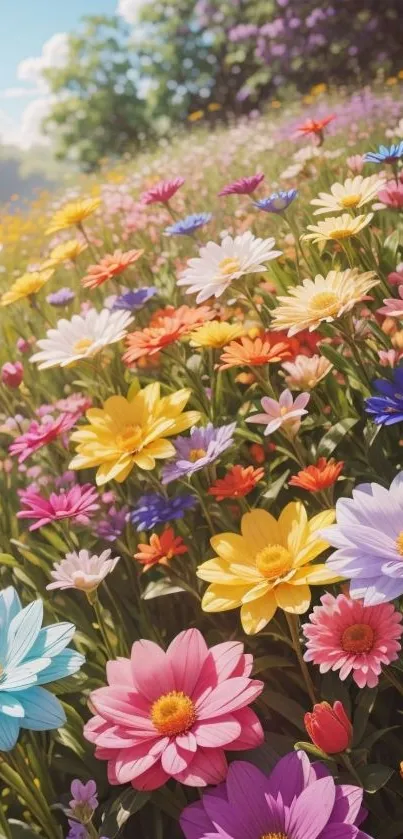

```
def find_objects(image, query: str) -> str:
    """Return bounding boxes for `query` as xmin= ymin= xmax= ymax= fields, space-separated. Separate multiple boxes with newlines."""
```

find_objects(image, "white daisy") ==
xmin=30 ymin=308 xmax=133 ymax=369
xmin=177 ymin=231 xmax=282 ymax=303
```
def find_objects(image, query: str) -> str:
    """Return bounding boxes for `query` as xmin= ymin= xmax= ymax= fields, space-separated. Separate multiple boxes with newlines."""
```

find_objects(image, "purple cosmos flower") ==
xmin=164 ymin=213 xmax=212 ymax=236
xmin=96 ymin=505 xmax=128 ymax=541
xmin=180 ymin=751 xmax=371 ymax=839
xmin=112 ymin=287 xmax=157 ymax=312
xmin=323 ymin=471 xmax=403 ymax=605
xmin=254 ymin=189 xmax=298 ymax=213
xmin=218 ymin=173 xmax=265 ymax=196
xmin=69 ymin=780 xmax=98 ymax=822
xmin=161 ymin=423 xmax=236 ymax=484
xmin=130 ymin=492 xmax=197 ymax=531
xmin=46 ymin=288 xmax=75 ymax=306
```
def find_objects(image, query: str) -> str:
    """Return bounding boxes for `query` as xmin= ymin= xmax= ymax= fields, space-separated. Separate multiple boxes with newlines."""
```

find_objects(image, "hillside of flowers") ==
xmin=2 ymin=84 xmax=403 ymax=839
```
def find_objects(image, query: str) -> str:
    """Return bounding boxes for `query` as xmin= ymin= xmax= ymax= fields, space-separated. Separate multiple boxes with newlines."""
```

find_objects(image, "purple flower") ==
xmin=46 ymin=288 xmax=75 ymax=306
xmin=96 ymin=505 xmax=128 ymax=541
xmin=323 ymin=471 xmax=403 ymax=605
xmin=130 ymin=493 xmax=197 ymax=531
xmin=112 ymin=287 xmax=157 ymax=312
xmin=67 ymin=822 xmax=88 ymax=839
xmin=161 ymin=423 xmax=236 ymax=484
xmin=69 ymin=780 xmax=98 ymax=822
xmin=254 ymin=189 xmax=298 ymax=214
xmin=164 ymin=213 xmax=212 ymax=237
xmin=180 ymin=752 xmax=371 ymax=839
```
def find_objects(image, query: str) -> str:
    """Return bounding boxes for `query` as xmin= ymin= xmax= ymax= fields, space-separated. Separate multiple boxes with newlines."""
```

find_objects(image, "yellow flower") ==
xmin=198 ymin=504 xmax=338 ymax=634
xmin=310 ymin=83 xmax=327 ymax=96
xmin=310 ymin=175 xmax=385 ymax=215
xmin=386 ymin=77 xmax=398 ymax=86
xmin=187 ymin=110 xmax=204 ymax=122
xmin=69 ymin=383 xmax=200 ymax=486
xmin=302 ymin=213 xmax=373 ymax=244
xmin=0 ymin=269 xmax=54 ymax=307
xmin=189 ymin=322 xmax=246 ymax=349
xmin=272 ymin=269 xmax=379 ymax=335
xmin=398 ymin=70 xmax=403 ymax=80
xmin=46 ymin=198 xmax=101 ymax=235
xmin=46 ymin=239 xmax=87 ymax=266
xmin=207 ymin=103 xmax=222 ymax=112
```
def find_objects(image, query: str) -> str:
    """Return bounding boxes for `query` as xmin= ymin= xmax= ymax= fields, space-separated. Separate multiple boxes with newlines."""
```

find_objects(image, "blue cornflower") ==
xmin=112 ymin=287 xmax=157 ymax=312
xmin=365 ymin=366 xmax=403 ymax=426
xmin=164 ymin=213 xmax=212 ymax=236
xmin=0 ymin=586 xmax=84 ymax=751
xmin=46 ymin=288 xmax=75 ymax=306
xmin=254 ymin=189 xmax=298 ymax=213
xmin=364 ymin=141 xmax=403 ymax=164
xmin=130 ymin=492 xmax=197 ymax=531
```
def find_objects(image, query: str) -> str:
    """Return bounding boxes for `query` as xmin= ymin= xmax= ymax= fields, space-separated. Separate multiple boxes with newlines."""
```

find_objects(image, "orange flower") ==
xmin=149 ymin=304 xmax=214 ymax=329
xmin=82 ymin=249 xmax=144 ymax=289
xmin=124 ymin=305 xmax=215 ymax=364
xmin=296 ymin=115 xmax=335 ymax=140
xmin=289 ymin=457 xmax=344 ymax=492
xmin=134 ymin=527 xmax=187 ymax=572
xmin=218 ymin=333 xmax=291 ymax=370
xmin=208 ymin=465 xmax=264 ymax=501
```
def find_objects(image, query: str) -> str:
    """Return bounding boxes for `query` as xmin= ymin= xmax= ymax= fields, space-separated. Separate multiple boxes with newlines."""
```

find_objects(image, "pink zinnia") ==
xmin=302 ymin=592 xmax=403 ymax=688
xmin=9 ymin=413 xmax=78 ymax=464
xmin=141 ymin=177 xmax=185 ymax=205
xmin=84 ymin=628 xmax=263 ymax=790
xmin=17 ymin=484 xmax=100 ymax=531
xmin=218 ymin=173 xmax=265 ymax=196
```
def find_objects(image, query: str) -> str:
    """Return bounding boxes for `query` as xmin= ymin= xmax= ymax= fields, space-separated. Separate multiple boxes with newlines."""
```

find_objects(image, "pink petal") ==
xmin=176 ymin=732 xmax=197 ymax=752
xmin=114 ymin=738 xmax=166 ymax=784
xmin=193 ymin=715 xmax=241 ymax=747
xmin=90 ymin=687 xmax=154 ymax=730
xmin=167 ymin=628 xmax=208 ymax=696
xmin=107 ymin=658 xmax=133 ymax=686
xmin=196 ymin=677 xmax=263 ymax=719
xmin=209 ymin=641 xmax=246 ymax=681
xmin=224 ymin=708 xmax=264 ymax=751
xmin=131 ymin=639 xmax=175 ymax=701
xmin=161 ymin=740 xmax=193 ymax=775
xmin=173 ymin=747 xmax=228 ymax=786
xmin=131 ymin=761 xmax=170 ymax=791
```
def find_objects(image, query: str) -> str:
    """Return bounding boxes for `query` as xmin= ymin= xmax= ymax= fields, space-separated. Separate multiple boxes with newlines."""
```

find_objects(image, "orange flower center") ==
xmin=309 ymin=291 xmax=339 ymax=313
xmin=261 ymin=834 xmax=288 ymax=839
xmin=396 ymin=531 xmax=403 ymax=555
xmin=341 ymin=623 xmax=374 ymax=654
xmin=115 ymin=423 xmax=143 ymax=453
xmin=72 ymin=337 xmax=94 ymax=355
xmin=151 ymin=690 xmax=196 ymax=736
xmin=255 ymin=545 xmax=293 ymax=580
xmin=340 ymin=194 xmax=361 ymax=208
xmin=218 ymin=256 xmax=242 ymax=276
xmin=189 ymin=447 xmax=207 ymax=462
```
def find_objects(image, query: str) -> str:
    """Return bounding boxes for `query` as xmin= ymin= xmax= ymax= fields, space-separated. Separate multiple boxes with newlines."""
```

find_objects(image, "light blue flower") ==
xmin=364 ymin=141 xmax=403 ymax=164
xmin=254 ymin=189 xmax=298 ymax=213
xmin=0 ymin=586 xmax=84 ymax=750
xmin=164 ymin=213 xmax=212 ymax=236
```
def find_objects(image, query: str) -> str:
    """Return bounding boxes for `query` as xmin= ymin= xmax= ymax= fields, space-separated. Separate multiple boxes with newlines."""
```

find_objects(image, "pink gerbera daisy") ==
xmin=302 ymin=592 xmax=403 ymax=688
xmin=17 ymin=484 xmax=100 ymax=531
xmin=141 ymin=177 xmax=185 ymax=205
xmin=9 ymin=413 xmax=78 ymax=464
xmin=84 ymin=628 xmax=263 ymax=790
xmin=218 ymin=173 xmax=265 ymax=196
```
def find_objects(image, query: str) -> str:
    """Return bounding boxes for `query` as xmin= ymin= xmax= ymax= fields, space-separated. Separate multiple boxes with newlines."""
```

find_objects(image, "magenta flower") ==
xmin=17 ymin=484 xmax=100 ymax=531
xmin=9 ymin=413 xmax=78 ymax=464
xmin=141 ymin=177 xmax=185 ymax=205
xmin=377 ymin=182 xmax=403 ymax=209
xmin=378 ymin=285 xmax=403 ymax=317
xmin=218 ymin=173 xmax=265 ymax=196
xmin=246 ymin=389 xmax=310 ymax=436
xmin=84 ymin=628 xmax=263 ymax=790
xmin=1 ymin=361 xmax=23 ymax=389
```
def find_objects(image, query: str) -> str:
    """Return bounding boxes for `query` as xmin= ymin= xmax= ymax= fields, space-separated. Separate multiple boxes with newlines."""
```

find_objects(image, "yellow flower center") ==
xmin=115 ymin=423 xmax=144 ymax=453
xmin=341 ymin=623 xmax=374 ymax=654
xmin=189 ymin=447 xmax=207 ymax=462
xmin=255 ymin=545 xmax=293 ymax=580
xmin=329 ymin=227 xmax=354 ymax=240
xmin=151 ymin=691 xmax=196 ymax=736
xmin=340 ymin=194 xmax=361 ymax=208
xmin=309 ymin=291 xmax=340 ymax=313
xmin=218 ymin=256 xmax=242 ymax=276
xmin=280 ymin=406 xmax=289 ymax=416
xmin=396 ymin=531 xmax=403 ymax=555
xmin=261 ymin=834 xmax=288 ymax=839
xmin=72 ymin=337 xmax=94 ymax=355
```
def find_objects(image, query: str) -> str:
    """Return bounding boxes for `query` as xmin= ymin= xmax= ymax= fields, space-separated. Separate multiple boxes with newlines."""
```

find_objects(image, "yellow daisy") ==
xmin=0 ymin=269 xmax=54 ymax=307
xmin=302 ymin=213 xmax=373 ymax=244
xmin=189 ymin=322 xmax=246 ymax=349
xmin=272 ymin=269 xmax=379 ymax=335
xmin=69 ymin=382 xmax=200 ymax=486
xmin=310 ymin=175 xmax=385 ymax=215
xmin=46 ymin=239 xmax=88 ymax=266
xmin=46 ymin=198 xmax=101 ymax=235
xmin=197 ymin=504 xmax=338 ymax=634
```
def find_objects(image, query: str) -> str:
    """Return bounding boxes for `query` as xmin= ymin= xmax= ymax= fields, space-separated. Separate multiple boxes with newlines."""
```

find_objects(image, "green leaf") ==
xmin=8 ymin=821 xmax=40 ymax=839
xmin=358 ymin=763 xmax=394 ymax=793
xmin=0 ymin=553 xmax=17 ymax=567
xmin=294 ymin=741 xmax=331 ymax=761
xmin=101 ymin=788 xmax=150 ymax=837
xmin=317 ymin=418 xmax=359 ymax=458
xmin=262 ymin=469 xmax=290 ymax=502
xmin=142 ymin=579 xmax=185 ymax=599
xmin=352 ymin=688 xmax=378 ymax=746
xmin=259 ymin=690 xmax=306 ymax=731
xmin=252 ymin=655 xmax=294 ymax=674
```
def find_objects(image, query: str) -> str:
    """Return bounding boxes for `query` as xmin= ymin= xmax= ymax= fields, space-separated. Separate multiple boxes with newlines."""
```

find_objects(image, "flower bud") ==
xmin=1 ymin=361 xmax=23 ymax=389
xmin=16 ymin=337 xmax=32 ymax=354
xmin=304 ymin=700 xmax=352 ymax=754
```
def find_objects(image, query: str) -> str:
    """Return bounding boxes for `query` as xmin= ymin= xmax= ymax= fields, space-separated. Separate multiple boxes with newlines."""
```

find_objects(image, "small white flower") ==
xmin=47 ymin=549 xmax=120 ymax=592
xmin=30 ymin=309 xmax=133 ymax=369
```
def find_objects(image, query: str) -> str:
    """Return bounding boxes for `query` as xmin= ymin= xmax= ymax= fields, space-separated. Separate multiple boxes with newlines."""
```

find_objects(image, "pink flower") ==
xmin=9 ymin=413 xmax=78 ymax=464
xmin=55 ymin=393 xmax=92 ymax=416
xmin=17 ymin=484 xmax=100 ymax=531
xmin=84 ymin=629 xmax=264 ymax=790
xmin=246 ymin=389 xmax=310 ymax=436
xmin=378 ymin=348 xmax=403 ymax=367
xmin=387 ymin=264 xmax=403 ymax=285
xmin=218 ymin=173 xmax=265 ymax=196
xmin=16 ymin=337 xmax=33 ymax=354
xmin=346 ymin=154 xmax=364 ymax=174
xmin=141 ymin=177 xmax=185 ymax=205
xmin=47 ymin=548 xmax=119 ymax=592
xmin=378 ymin=285 xmax=403 ymax=317
xmin=302 ymin=592 xmax=403 ymax=688
xmin=1 ymin=361 xmax=23 ymax=389
xmin=377 ymin=182 xmax=403 ymax=209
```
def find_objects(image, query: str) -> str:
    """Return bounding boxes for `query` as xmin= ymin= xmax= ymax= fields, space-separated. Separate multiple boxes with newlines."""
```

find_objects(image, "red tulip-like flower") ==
xmin=304 ymin=700 xmax=352 ymax=754
xmin=1 ymin=361 xmax=23 ymax=389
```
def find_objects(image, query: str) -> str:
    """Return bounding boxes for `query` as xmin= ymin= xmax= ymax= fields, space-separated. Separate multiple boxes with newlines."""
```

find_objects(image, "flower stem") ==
xmin=286 ymin=612 xmax=317 ymax=705
xmin=90 ymin=593 xmax=116 ymax=660
xmin=340 ymin=752 xmax=363 ymax=787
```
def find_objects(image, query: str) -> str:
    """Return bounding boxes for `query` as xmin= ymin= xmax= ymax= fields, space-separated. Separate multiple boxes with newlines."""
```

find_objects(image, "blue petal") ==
xmin=19 ymin=687 xmax=66 ymax=731
xmin=6 ymin=599 xmax=43 ymax=669
xmin=0 ymin=587 xmax=21 ymax=661
xmin=35 ymin=649 xmax=85 ymax=685
xmin=28 ymin=622 xmax=75 ymax=660
xmin=0 ymin=692 xmax=24 ymax=717
xmin=1 ymin=657 xmax=51 ymax=690
xmin=0 ymin=713 xmax=20 ymax=750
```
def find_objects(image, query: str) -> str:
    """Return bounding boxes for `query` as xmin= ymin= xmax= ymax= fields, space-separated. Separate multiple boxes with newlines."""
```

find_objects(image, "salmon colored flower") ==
xmin=134 ymin=527 xmax=187 ymax=572
xmin=82 ymin=249 xmax=144 ymax=289
xmin=149 ymin=305 xmax=214 ymax=329
xmin=124 ymin=306 xmax=214 ymax=363
xmin=289 ymin=458 xmax=344 ymax=492
xmin=208 ymin=465 xmax=264 ymax=501
xmin=297 ymin=115 xmax=335 ymax=142
xmin=304 ymin=701 xmax=352 ymax=755
xmin=218 ymin=334 xmax=291 ymax=370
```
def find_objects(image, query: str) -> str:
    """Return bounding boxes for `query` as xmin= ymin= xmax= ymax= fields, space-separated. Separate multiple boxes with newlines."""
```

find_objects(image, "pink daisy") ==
xmin=141 ymin=177 xmax=185 ymax=205
xmin=17 ymin=484 xmax=100 ymax=531
xmin=9 ymin=413 xmax=78 ymax=464
xmin=218 ymin=173 xmax=265 ymax=196
xmin=302 ymin=592 xmax=403 ymax=688
xmin=84 ymin=628 xmax=263 ymax=790
xmin=378 ymin=285 xmax=403 ymax=317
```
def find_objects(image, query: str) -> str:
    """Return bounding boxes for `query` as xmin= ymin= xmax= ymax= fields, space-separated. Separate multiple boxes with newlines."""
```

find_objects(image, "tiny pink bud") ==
xmin=1 ymin=362 xmax=23 ymax=389
xmin=16 ymin=337 xmax=32 ymax=354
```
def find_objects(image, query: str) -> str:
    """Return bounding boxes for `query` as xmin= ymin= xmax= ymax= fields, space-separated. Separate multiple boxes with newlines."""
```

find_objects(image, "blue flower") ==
xmin=364 ymin=141 xmax=403 ymax=164
xmin=254 ymin=189 xmax=298 ymax=213
xmin=112 ymin=287 xmax=157 ymax=312
xmin=161 ymin=422 xmax=236 ymax=484
xmin=0 ymin=586 xmax=84 ymax=751
xmin=365 ymin=366 xmax=403 ymax=426
xmin=130 ymin=493 xmax=197 ymax=531
xmin=46 ymin=288 xmax=75 ymax=306
xmin=164 ymin=213 xmax=212 ymax=236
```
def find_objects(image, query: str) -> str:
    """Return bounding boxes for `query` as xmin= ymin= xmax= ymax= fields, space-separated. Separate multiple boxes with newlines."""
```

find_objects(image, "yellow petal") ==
xmin=159 ymin=388 xmax=192 ymax=417
xmin=197 ymin=557 xmax=247 ymax=585
xmin=294 ymin=538 xmax=332 ymax=567
xmin=201 ymin=583 xmax=250 ymax=612
xmin=241 ymin=580 xmax=270 ymax=602
xmin=274 ymin=582 xmax=311 ymax=614
xmin=168 ymin=410 xmax=201 ymax=434
xmin=308 ymin=509 xmax=336 ymax=534
xmin=293 ymin=565 xmax=345 ymax=586
xmin=210 ymin=532 xmax=250 ymax=561
xmin=132 ymin=452 xmax=155 ymax=469
xmin=241 ymin=509 xmax=281 ymax=553
xmin=144 ymin=439 xmax=175 ymax=459
xmin=95 ymin=456 xmax=132 ymax=486
xmin=240 ymin=591 xmax=277 ymax=634
xmin=278 ymin=502 xmax=308 ymax=556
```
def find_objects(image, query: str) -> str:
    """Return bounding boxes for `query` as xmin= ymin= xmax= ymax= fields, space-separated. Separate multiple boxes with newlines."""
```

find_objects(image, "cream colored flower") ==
xmin=189 ymin=321 xmax=246 ymax=349
xmin=302 ymin=213 xmax=373 ymax=244
xmin=272 ymin=269 xmax=379 ymax=335
xmin=310 ymin=176 xmax=385 ymax=215
xmin=282 ymin=354 xmax=333 ymax=390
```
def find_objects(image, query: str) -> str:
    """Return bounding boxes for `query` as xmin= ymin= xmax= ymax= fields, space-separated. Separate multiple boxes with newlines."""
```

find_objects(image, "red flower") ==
xmin=141 ymin=177 xmax=185 ymax=205
xmin=1 ymin=361 xmax=23 ymax=388
xmin=296 ymin=115 xmax=335 ymax=141
xmin=304 ymin=701 xmax=352 ymax=755
xmin=134 ymin=527 xmax=187 ymax=572
xmin=82 ymin=249 xmax=144 ymax=289
xmin=208 ymin=465 xmax=265 ymax=501
xmin=289 ymin=457 xmax=344 ymax=492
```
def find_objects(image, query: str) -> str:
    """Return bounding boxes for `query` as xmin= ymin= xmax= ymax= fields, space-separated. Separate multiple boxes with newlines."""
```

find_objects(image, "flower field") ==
xmin=2 ymin=84 xmax=403 ymax=839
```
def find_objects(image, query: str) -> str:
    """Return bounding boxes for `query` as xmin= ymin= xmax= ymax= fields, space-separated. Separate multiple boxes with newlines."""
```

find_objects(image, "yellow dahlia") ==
xmin=46 ymin=198 xmax=101 ymax=235
xmin=302 ymin=213 xmax=373 ymax=244
xmin=46 ymin=239 xmax=88 ymax=265
xmin=0 ymin=269 xmax=54 ymax=307
xmin=69 ymin=383 xmax=200 ymax=485
xmin=189 ymin=321 xmax=246 ymax=349
xmin=310 ymin=175 xmax=385 ymax=215
xmin=272 ymin=269 xmax=379 ymax=335
xmin=197 ymin=504 xmax=338 ymax=634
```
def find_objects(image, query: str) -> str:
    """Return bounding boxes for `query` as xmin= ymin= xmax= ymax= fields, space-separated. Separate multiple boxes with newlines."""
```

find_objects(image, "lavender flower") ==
xmin=96 ymin=505 xmax=129 ymax=541
xmin=47 ymin=288 xmax=75 ymax=306
xmin=69 ymin=780 xmax=98 ymax=822
xmin=254 ymin=189 xmax=298 ymax=213
xmin=130 ymin=493 xmax=197 ymax=531
xmin=164 ymin=213 xmax=212 ymax=236
xmin=161 ymin=423 xmax=236 ymax=484
xmin=112 ymin=287 xmax=157 ymax=312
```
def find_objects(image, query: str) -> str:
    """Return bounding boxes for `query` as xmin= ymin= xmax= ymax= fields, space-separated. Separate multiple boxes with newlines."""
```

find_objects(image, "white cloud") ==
xmin=0 ymin=87 xmax=43 ymax=100
xmin=18 ymin=97 xmax=54 ymax=149
xmin=17 ymin=33 xmax=70 ymax=90
xmin=117 ymin=0 xmax=148 ymax=24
